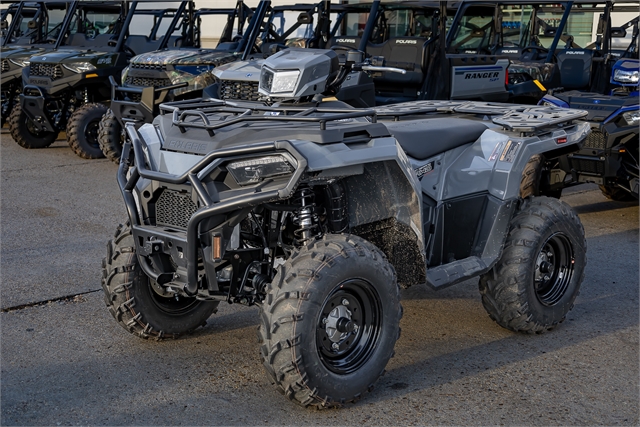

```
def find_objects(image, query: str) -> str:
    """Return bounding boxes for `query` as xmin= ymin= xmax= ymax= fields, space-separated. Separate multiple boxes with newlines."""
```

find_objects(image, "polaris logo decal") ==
xmin=415 ymin=161 xmax=435 ymax=179
xmin=465 ymin=71 xmax=500 ymax=80
xmin=335 ymin=38 xmax=356 ymax=44
xmin=166 ymin=139 xmax=209 ymax=153
xmin=396 ymin=39 xmax=418 ymax=44
xmin=502 ymin=50 xmax=519 ymax=54
xmin=565 ymin=51 xmax=585 ymax=55
xmin=29 ymin=78 xmax=49 ymax=85
xmin=97 ymin=57 xmax=111 ymax=65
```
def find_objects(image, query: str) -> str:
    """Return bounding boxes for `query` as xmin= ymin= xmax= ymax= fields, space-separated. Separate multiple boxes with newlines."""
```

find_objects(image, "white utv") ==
xmin=102 ymin=48 xmax=590 ymax=408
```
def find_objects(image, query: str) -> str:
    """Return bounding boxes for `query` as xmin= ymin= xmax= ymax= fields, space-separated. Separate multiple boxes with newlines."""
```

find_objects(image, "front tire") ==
xmin=8 ymin=103 xmax=58 ymax=149
xmin=102 ymin=222 xmax=218 ymax=340
xmin=66 ymin=103 xmax=108 ymax=159
xmin=599 ymin=184 xmax=636 ymax=202
xmin=98 ymin=108 xmax=124 ymax=163
xmin=259 ymin=234 xmax=402 ymax=408
xmin=479 ymin=197 xmax=586 ymax=333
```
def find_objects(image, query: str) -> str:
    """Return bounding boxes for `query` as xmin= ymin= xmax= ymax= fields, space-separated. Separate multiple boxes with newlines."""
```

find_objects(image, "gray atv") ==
xmin=103 ymin=48 xmax=590 ymax=408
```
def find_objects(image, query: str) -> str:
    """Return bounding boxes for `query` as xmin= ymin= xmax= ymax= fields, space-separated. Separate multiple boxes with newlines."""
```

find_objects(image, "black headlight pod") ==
xmin=227 ymin=154 xmax=295 ymax=186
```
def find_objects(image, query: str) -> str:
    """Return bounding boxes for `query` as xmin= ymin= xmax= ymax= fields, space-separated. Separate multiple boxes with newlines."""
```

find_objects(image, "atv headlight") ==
xmin=613 ymin=68 xmax=639 ymax=84
xmin=259 ymin=68 xmax=300 ymax=96
xmin=227 ymin=154 xmax=295 ymax=186
xmin=9 ymin=58 xmax=29 ymax=67
xmin=62 ymin=62 xmax=97 ymax=73
xmin=622 ymin=110 xmax=640 ymax=126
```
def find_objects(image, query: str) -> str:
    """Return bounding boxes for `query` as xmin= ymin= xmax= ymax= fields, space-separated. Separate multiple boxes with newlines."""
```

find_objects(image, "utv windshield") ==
xmin=448 ymin=5 xmax=495 ymax=53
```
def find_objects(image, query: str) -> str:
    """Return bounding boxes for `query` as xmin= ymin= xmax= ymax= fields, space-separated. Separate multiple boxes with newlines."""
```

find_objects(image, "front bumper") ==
xmin=119 ymin=122 xmax=307 ymax=295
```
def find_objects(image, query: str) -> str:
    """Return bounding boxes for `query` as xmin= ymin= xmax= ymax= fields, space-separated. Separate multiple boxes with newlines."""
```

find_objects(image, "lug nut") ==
xmin=332 ymin=343 xmax=339 ymax=350
xmin=341 ymin=298 xmax=349 ymax=306
xmin=322 ymin=318 xmax=328 ymax=324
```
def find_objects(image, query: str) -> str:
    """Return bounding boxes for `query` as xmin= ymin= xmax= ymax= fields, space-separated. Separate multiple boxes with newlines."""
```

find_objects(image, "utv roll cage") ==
xmin=1 ymin=1 xmax=70 ymax=47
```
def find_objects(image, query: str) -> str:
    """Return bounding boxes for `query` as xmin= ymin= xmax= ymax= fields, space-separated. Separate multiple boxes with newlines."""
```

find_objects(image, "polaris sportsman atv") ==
xmin=1 ymin=1 xmax=70 ymax=127
xmin=100 ymin=0 xmax=264 ymax=163
xmin=540 ymin=5 xmax=639 ymax=200
xmin=103 ymin=47 xmax=589 ymax=408
xmin=9 ymin=1 xmax=188 ymax=159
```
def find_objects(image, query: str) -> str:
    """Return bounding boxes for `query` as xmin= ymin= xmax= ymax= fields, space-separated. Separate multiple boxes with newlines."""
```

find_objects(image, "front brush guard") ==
xmin=118 ymin=122 xmax=308 ymax=295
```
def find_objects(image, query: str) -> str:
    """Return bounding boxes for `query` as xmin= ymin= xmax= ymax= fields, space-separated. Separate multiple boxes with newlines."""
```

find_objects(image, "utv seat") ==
xmin=495 ymin=47 xmax=522 ymax=59
xmin=367 ymin=37 xmax=430 ymax=104
xmin=556 ymin=49 xmax=594 ymax=90
xmin=125 ymin=35 xmax=162 ymax=56
xmin=385 ymin=118 xmax=488 ymax=160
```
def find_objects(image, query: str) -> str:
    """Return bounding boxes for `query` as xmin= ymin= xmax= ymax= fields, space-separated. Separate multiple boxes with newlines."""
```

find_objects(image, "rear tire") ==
xmin=479 ymin=197 xmax=586 ymax=333
xmin=66 ymin=103 xmax=108 ymax=159
xmin=8 ymin=103 xmax=57 ymax=149
xmin=98 ymin=108 xmax=124 ymax=163
xmin=102 ymin=222 xmax=218 ymax=340
xmin=258 ymin=234 xmax=402 ymax=408
xmin=599 ymin=184 xmax=636 ymax=202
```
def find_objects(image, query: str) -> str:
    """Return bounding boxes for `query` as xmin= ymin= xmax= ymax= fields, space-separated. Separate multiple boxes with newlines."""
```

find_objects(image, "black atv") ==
xmin=103 ymin=47 xmax=590 ymax=408
xmin=9 ymin=1 xmax=190 ymax=159
xmin=99 ymin=0 xmax=262 ymax=163
xmin=1 ymin=1 xmax=70 ymax=127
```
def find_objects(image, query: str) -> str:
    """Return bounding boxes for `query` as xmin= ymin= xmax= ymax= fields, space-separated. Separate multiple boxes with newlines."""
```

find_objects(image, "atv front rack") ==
xmin=158 ymin=98 xmax=379 ymax=135
xmin=374 ymin=100 xmax=589 ymax=134
xmin=157 ymin=98 xmax=588 ymax=136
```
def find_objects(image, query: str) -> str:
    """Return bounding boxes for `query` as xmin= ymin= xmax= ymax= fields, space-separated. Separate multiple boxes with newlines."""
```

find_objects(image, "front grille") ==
xmin=571 ymin=158 xmax=605 ymax=176
xmin=155 ymin=190 xmax=198 ymax=229
xmin=220 ymin=80 xmax=264 ymax=101
xmin=1 ymin=60 xmax=8 ymax=73
xmin=584 ymin=130 xmax=606 ymax=150
xmin=130 ymin=63 xmax=167 ymax=71
xmin=124 ymin=76 xmax=172 ymax=88
xmin=30 ymin=63 xmax=63 ymax=80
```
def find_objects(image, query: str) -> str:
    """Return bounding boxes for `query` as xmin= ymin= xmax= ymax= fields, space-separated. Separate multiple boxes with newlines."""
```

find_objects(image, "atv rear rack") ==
xmin=373 ymin=100 xmax=588 ymax=134
xmin=158 ymin=98 xmax=379 ymax=135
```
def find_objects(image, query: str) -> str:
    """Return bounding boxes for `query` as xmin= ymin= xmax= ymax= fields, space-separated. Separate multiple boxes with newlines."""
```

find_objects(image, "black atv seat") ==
xmin=556 ymin=49 xmax=594 ymax=90
xmin=385 ymin=118 xmax=488 ymax=160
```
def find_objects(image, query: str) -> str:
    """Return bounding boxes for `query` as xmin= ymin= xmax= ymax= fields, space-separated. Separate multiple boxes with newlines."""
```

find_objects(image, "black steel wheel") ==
xmin=67 ymin=102 xmax=108 ymax=159
xmin=259 ymin=234 xmax=401 ymax=408
xmin=8 ymin=103 xmax=58 ymax=149
xmin=479 ymin=197 xmax=586 ymax=333
xmin=102 ymin=221 xmax=218 ymax=340
xmin=316 ymin=278 xmax=382 ymax=375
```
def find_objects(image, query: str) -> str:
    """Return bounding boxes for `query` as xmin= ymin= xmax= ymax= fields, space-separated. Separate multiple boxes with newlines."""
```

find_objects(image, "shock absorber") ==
xmin=294 ymin=187 xmax=318 ymax=245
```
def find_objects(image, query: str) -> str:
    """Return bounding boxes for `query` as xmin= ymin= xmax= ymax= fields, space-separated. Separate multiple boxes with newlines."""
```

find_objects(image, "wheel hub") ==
xmin=324 ymin=304 xmax=357 ymax=343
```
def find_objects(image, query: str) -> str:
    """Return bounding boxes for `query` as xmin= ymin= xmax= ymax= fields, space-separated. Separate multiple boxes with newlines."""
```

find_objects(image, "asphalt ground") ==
xmin=1 ymin=130 xmax=638 ymax=426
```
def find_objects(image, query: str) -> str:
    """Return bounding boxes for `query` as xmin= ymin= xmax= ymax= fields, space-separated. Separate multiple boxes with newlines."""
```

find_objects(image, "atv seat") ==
xmin=556 ymin=49 xmax=594 ymax=90
xmin=367 ymin=37 xmax=431 ymax=104
xmin=385 ymin=118 xmax=488 ymax=160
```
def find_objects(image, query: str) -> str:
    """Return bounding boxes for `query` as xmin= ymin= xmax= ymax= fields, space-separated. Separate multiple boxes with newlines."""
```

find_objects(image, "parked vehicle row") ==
xmin=0 ymin=0 xmax=636 ymax=410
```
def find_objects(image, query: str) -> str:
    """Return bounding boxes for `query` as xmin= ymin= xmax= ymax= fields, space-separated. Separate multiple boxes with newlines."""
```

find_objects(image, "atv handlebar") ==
xmin=360 ymin=65 xmax=406 ymax=74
